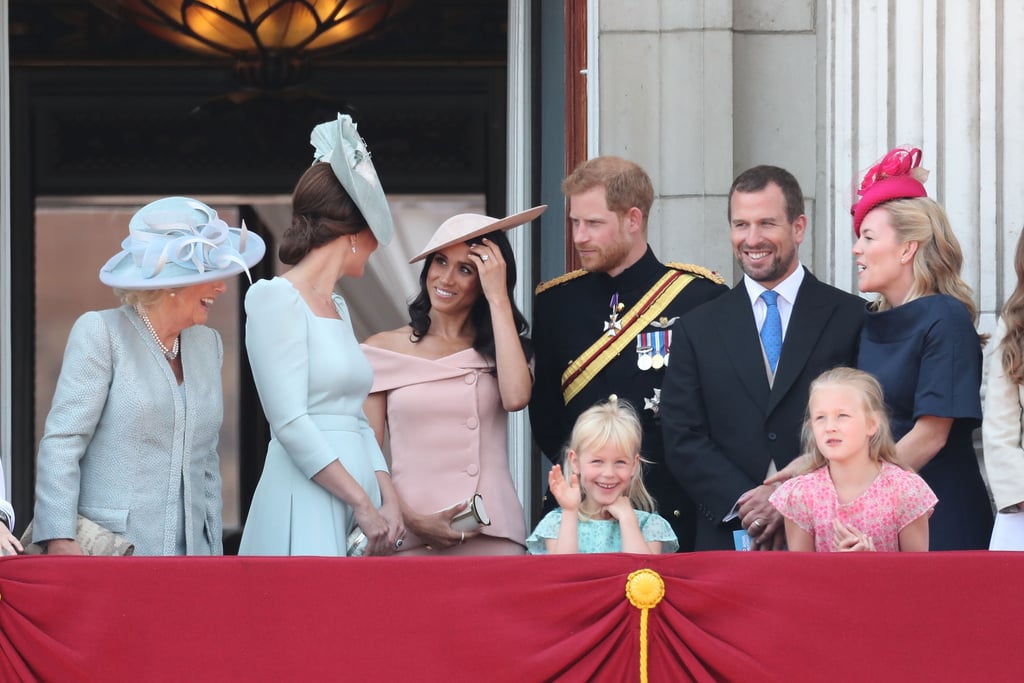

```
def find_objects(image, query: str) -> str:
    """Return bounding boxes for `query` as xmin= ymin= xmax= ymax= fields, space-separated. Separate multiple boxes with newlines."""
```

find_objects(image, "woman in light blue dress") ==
xmin=239 ymin=115 xmax=405 ymax=556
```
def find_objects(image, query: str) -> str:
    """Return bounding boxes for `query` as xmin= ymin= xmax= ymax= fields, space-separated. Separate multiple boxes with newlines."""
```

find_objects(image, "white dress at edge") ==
xmin=982 ymin=317 xmax=1024 ymax=549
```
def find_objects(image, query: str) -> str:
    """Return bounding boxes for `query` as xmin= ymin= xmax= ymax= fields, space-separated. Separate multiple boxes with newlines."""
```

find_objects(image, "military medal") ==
xmin=650 ymin=316 xmax=678 ymax=329
xmin=650 ymin=330 xmax=665 ymax=370
xmin=649 ymin=318 xmax=676 ymax=366
xmin=644 ymin=388 xmax=661 ymax=417
xmin=603 ymin=293 xmax=624 ymax=337
xmin=635 ymin=333 xmax=653 ymax=370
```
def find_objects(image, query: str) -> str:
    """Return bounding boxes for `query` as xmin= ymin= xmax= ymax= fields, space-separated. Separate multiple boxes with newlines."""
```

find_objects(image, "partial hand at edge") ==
xmin=353 ymin=502 xmax=394 ymax=557
xmin=0 ymin=523 xmax=24 ymax=556
xmin=45 ymin=538 xmax=83 ymax=555
xmin=834 ymin=518 xmax=876 ymax=552
xmin=548 ymin=464 xmax=582 ymax=513
xmin=738 ymin=484 xmax=784 ymax=550
xmin=406 ymin=502 xmax=480 ymax=550
xmin=764 ymin=453 xmax=813 ymax=486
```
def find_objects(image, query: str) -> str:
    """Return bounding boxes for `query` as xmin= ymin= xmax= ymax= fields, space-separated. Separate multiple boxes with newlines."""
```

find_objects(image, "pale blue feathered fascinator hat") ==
xmin=99 ymin=197 xmax=266 ymax=290
xmin=310 ymin=114 xmax=395 ymax=247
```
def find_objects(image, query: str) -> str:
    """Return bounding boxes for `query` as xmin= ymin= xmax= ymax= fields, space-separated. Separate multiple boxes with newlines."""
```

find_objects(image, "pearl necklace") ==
xmin=136 ymin=305 xmax=179 ymax=360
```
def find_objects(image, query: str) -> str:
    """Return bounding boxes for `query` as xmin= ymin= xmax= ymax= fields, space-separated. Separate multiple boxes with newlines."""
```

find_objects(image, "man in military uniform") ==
xmin=529 ymin=156 xmax=728 ymax=551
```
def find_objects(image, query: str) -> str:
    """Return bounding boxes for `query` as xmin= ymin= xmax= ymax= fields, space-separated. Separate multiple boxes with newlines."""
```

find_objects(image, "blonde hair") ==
xmin=114 ymin=288 xmax=174 ymax=307
xmin=999 ymin=228 xmax=1024 ymax=384
xmin=801 ymin=367 xmax=901 ymax=471
xmin=870 ymin=198 xmax=978 ymax=324
xmin=565 ymin=396 xmax=656 ymax=514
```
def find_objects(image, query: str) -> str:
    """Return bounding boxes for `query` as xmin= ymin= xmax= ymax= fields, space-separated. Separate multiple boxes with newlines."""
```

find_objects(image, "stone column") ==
xmin=824 ymin=0 xmax=1024 ymax=330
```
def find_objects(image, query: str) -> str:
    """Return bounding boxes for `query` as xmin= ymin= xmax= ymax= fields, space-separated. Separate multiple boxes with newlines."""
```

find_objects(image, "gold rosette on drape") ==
xmin=626 ymin=568 xmax=665 ymax=683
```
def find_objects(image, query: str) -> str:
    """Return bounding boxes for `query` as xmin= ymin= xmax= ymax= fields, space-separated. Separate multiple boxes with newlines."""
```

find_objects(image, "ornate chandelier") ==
xmin=96 ymin=1 xmax=413 ymax=87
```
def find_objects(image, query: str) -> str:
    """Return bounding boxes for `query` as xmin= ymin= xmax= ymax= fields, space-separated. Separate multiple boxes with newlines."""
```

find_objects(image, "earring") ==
xmin=169 ymin=292 xmax=176 ymax=297
xmin=350 ymin=237 xmax=357 ymax=254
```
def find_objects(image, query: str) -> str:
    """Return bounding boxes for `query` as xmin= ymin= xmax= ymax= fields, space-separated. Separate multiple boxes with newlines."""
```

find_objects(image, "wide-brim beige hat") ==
xmin=409 ymin=205 xmax=547 ymax=264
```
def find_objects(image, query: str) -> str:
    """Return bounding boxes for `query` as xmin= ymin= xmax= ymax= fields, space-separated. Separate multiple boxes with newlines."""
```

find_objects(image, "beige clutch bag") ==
xmin=449 ymin=493 xmax=491 ymax=532
xmin=347 ymin=494 xmax=492 ymax=556
xmin=20 ymin=515 xmax=135 ymax=556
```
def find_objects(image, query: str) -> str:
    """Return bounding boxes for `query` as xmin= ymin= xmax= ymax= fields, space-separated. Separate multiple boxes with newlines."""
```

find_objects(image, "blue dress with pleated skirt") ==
xmin=239 ymin=277 xmax=387 ymax=556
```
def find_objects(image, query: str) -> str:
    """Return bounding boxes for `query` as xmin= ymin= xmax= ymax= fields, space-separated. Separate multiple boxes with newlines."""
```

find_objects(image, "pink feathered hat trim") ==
xmin=851 ymin=147 xmax=928 ymax=235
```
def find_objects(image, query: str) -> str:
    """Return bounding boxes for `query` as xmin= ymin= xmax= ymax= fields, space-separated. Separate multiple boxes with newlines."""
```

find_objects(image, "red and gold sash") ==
xmin=560 ymin=270 xmax=695 ymax=404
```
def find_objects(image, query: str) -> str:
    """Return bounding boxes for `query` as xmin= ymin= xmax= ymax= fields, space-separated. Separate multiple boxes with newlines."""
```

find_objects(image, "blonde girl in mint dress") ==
xmin=527 ymin=397 xmax=678 ymax=554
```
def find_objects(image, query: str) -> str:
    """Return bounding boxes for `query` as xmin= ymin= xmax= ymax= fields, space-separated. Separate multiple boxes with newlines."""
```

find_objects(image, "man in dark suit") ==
xmin=530 ymin=156 xmax=728 ymax=551
xmin=661 ymin=165 xmax=865 ymax=551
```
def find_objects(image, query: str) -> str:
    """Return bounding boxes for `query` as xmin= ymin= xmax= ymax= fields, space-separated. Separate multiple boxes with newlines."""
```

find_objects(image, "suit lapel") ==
xmin=716 ymin=284 xmax=771 ymax=409
xmin=766 ymin=272 xmax=831 ymax=415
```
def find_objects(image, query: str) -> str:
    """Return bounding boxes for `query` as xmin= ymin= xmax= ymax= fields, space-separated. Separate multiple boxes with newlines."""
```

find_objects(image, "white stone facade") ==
xmin=593 ymin=0 xmax=1024 ymax=336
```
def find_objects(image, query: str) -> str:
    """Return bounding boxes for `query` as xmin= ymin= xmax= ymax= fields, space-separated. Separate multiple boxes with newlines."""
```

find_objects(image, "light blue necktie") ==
xmin=760 ymin=290 xmax=782 ymax=373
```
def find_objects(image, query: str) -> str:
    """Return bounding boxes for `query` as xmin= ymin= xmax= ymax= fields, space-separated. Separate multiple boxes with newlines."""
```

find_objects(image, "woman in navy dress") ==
xmin=851 ymin=147 xmax=993 ymax=550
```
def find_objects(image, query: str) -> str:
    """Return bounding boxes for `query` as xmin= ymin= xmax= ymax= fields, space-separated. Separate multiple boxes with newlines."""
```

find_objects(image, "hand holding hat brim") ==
xmin=409 ymin=205 xmax=547 ymax=264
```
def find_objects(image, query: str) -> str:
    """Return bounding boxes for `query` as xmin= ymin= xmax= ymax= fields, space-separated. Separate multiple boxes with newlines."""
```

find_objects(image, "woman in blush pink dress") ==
xmin=362 ymin=207 xmax=545 ymax=555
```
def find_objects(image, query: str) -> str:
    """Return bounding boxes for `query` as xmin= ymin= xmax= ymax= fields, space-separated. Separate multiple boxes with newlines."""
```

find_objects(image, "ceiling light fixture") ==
xmin=95 ymin=0 xmax=413 ymax=87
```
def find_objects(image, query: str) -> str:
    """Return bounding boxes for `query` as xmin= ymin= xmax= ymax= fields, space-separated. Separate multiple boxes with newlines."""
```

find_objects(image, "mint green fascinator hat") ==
xmin=99 ymin=197 xmax=266 ymax=290
xmin=310 ymin=114 xmax=395 ymax=247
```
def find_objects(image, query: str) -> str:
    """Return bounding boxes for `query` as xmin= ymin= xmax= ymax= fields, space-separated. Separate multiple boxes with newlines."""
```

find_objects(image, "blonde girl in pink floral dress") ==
xmin=770 ymin=367 xmax=937 ymax=552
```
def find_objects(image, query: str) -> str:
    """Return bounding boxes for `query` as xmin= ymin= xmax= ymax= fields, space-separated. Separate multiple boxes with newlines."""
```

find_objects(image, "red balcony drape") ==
xmin=1 ymin=552 xmax=1021 ymax=682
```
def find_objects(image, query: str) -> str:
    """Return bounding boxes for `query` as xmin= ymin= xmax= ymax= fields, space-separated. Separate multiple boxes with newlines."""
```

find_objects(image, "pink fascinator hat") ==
xmin=851 ymin=146 xmax=930 ymax=236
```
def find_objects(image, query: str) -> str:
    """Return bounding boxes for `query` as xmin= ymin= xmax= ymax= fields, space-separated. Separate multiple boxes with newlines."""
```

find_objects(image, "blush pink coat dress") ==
xmin=362 ymin=345 xmax=527 ymax=554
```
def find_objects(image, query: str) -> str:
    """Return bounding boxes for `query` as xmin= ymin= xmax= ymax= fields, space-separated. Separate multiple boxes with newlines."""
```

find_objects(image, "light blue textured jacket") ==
xmin=33 ymin=306 xmax=224 ymax=555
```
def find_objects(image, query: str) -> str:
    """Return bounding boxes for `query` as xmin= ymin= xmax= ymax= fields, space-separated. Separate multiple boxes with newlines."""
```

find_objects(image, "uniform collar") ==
xmin=596 ymin=246 xmax=661 ymax=294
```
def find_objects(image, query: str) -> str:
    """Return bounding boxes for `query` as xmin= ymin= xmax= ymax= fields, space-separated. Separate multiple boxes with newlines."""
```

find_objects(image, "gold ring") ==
xmin=753 ymin=519 xmax=763 ymax=528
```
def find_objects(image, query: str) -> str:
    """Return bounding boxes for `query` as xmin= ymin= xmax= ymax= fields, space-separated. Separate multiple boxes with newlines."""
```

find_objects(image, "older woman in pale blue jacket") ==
xmin=32 ymin=198 xmax=265 ymax=555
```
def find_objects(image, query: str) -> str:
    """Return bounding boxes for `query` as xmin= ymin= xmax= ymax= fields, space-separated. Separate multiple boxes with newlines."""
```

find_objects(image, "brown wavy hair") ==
xmin=1000 ymin=229 xmax=1024 ymax=384
xmin=280 ymin=162 xmax=369 ymax=265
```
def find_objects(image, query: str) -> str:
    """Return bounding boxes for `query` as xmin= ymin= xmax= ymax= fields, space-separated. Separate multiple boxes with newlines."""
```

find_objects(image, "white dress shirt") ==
xmin=743 ymin=264 xmax=805 ymax=341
